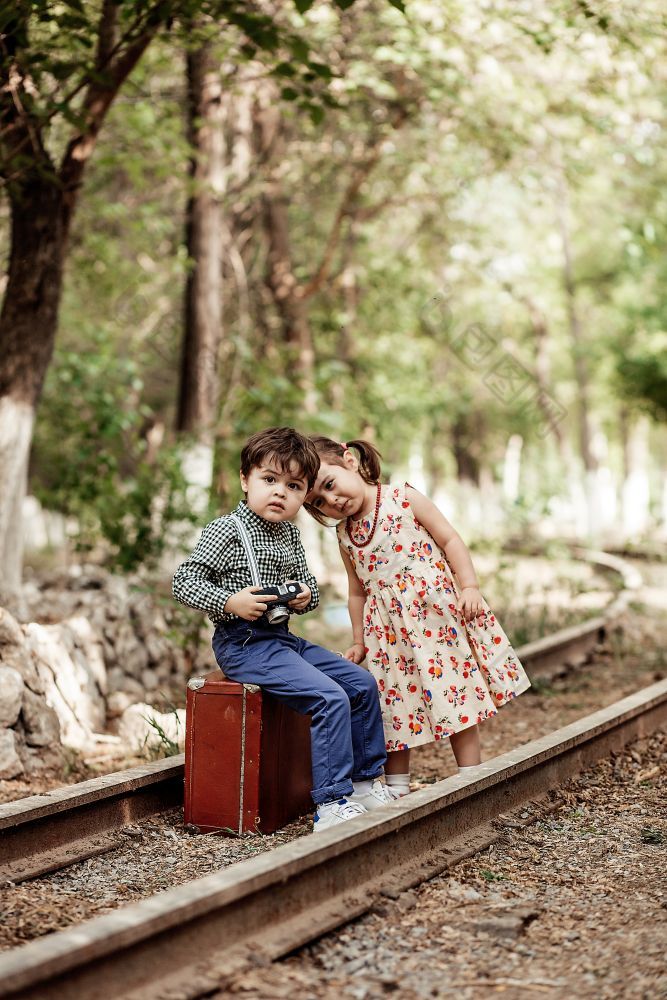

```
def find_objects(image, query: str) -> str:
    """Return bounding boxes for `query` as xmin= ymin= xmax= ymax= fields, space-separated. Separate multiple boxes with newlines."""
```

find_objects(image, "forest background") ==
xmin=1 ymin=0 xmax=666 ymax=593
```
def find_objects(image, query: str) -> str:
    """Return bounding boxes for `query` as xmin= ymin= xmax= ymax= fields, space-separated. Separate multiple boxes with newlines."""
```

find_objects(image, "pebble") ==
xmin=213 ymin=731 xmax=666 ymax=1000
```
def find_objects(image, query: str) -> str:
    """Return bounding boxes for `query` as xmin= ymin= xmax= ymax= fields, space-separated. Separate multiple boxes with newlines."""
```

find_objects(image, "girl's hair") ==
xmin=306 ymin=436 xmax=383 ymax=525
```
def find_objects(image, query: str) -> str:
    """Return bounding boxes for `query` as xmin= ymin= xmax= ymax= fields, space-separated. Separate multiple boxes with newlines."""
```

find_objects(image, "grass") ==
xmin=479 ymin=869 xmax=508 ymax=882
xmin=141 ymin=709 xmax=181 ymax=759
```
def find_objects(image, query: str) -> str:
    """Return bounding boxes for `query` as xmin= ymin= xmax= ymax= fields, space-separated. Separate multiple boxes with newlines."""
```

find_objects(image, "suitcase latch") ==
xmin=188 ymin=677 xmax=206 ymax=691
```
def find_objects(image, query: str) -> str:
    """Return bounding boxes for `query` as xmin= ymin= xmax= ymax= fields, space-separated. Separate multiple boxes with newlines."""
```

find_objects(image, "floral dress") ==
xmin=337 ymin=483 xmax=531 ymax=751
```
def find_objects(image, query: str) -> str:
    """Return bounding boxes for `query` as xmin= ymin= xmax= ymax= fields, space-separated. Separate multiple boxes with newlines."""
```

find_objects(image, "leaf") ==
xmin=49 ymin=61 xmax=81 ymax=82
xmin=280 ymin=87 xmax=299 ymax=102
xmin=274 ymin=61 xmax=297 ymax=78
xmin=387 ymin=0 xmax=406 ymax=9
xmin=289 ymin=37 xmax=309 ymax=63
xmin=292 ymin=0 xmax=316 ymax=12
xmin=308 ymin=103 xmax=325 ymax=126
xmin=307 ymin=61 xmax=333 ymax=80
xmin=56 ymin=11 xmax=91 ymax=31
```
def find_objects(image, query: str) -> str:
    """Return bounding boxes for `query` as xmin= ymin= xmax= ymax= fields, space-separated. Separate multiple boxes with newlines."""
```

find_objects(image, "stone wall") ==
xmin=0 ymin=566 xmax=212 ymax=779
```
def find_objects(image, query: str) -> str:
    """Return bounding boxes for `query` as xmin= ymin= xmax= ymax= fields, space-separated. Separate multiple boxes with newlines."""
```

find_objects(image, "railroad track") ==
xmin=0 ymin=549 xmax=653 ymax=998
xmin=0 ymin=547 xmax=638 ymax=886
xmin=0 ymin=678 xmax=664 ymax=1000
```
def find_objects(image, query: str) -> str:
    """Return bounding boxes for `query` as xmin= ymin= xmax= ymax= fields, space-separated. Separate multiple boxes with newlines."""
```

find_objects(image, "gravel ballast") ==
xmin=0 ymin=565 xmax=665 ymax=970
xmin=213 ymin=730 xmax=667 ymax=1000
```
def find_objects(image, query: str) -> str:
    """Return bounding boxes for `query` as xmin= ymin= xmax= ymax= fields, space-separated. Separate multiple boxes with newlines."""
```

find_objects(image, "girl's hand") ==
xmin=224 ymin=587 xmax=277 ymax=621
xmin=345 ymin=641 xmax=366 ymax=664
xmin=287 ymin=582 xmax=311 ymax=610
xmin=457 ymin=587 xmax=484 ymax=622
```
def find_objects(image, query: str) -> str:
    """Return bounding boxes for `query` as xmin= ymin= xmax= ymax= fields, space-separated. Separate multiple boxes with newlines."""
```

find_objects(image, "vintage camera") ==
xmin=259 ymin=581 xmax=303 ymax=624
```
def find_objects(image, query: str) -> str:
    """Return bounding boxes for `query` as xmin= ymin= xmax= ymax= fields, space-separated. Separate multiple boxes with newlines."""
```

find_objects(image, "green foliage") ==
xmin=616 ymin=334 xmax=667 ymax=423
xmin=6 ymin=0 xmax=666 ymax=551
xmin=31 ymin=334 xmax=199 ymax=572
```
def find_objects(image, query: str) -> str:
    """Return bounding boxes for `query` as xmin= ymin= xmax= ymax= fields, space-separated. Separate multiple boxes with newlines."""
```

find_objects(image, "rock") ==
xmin=0 ymin=608 xmax=24 ymax=647
xmin=20 ymin=742 xmax=65 ymax=774
xmin=0 ymin=666 xmax=24 ymax=727
xmin=21 ymin=688 xmax=61 ymax=747
xmin=115 ymin=622 xmax=149 ymax=678
xmin=107 ymin=667 xmax=127 ymax=693
xmin=67 ymin=616 xmax=107 ymax=694
xmin=119 ymin=677 xmax=147 ymax=698
xmin=0 ymin=644 xmax=45 ymax=694
xmin=145 ymin=632 xmax=169 ymax=665
xmin=155 ymin=660 xmax=174 ymax=681
xmin=23 ymin=623 xmax=97 ymax=748
xmin=473 ymin=908 xmax=541 ymax=940
xmin=118 ymin=703 xmax=185 ymax=753
xmin=106 ymin=691 xmax=136 ymax=718
xmin=140 ymin=669 xmax=159 ymax=692
xmin=0 ymin=728 xmax=24 ymax=778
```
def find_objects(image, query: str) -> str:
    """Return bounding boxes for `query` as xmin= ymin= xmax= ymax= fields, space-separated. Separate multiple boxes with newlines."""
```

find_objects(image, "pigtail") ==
xmin=345 ymin=439 xmax=382 ymax=484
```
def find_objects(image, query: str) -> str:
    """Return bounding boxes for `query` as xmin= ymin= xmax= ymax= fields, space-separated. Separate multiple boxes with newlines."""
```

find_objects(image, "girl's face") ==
xmin=306 ymin=454 xmax=375 ymax=521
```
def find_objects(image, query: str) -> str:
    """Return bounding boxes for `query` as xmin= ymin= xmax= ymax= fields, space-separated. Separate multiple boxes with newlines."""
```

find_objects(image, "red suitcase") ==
xmin=184 ymin=672 xmax=313 ymax=834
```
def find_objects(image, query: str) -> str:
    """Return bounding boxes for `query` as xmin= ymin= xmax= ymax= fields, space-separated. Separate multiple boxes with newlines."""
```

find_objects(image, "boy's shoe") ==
xmin=348 ymin=779 xmax=398 ymax=811
xmin=313 ymin=798 xmax=367 ymax=833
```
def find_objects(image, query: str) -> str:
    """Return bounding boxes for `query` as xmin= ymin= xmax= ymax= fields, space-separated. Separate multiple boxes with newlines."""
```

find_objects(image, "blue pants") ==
xmin=212 ymin=619 xmax=386 ymax=805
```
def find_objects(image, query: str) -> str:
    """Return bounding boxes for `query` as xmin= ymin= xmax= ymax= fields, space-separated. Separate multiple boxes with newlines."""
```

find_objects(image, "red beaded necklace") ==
xmin=346 ymin=483 xmax=382 ymax=548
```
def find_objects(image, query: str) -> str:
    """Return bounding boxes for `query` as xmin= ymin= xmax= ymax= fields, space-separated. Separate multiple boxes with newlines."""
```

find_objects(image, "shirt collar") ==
xmin=233 ymin=499 xmax=282 ymax=532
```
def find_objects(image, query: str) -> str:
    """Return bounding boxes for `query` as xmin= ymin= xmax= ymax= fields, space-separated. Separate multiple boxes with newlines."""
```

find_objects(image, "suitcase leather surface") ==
xmin=184 ymin=671 xmax=312 ymax=834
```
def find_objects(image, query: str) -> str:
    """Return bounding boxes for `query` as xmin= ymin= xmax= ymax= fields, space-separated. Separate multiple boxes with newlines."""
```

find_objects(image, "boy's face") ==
xmin=240 ymin=458 xmax=308 ymax=523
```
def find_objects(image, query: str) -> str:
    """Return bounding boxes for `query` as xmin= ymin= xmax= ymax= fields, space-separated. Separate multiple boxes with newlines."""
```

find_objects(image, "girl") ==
xmin=305 ymin=437 xmax=531 ymax=796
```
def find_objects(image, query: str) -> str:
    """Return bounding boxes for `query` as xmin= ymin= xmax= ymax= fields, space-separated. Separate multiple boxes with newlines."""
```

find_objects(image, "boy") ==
xmin=173 ymin=426 xmax=395 ymax=831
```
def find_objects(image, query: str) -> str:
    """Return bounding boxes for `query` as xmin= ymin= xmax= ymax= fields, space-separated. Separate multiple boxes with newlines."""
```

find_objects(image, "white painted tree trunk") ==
xmin=621 ymin=417 xmax=651 ymax=540
xmin=0 ymin=398 xmax=34 ymax=593
xmin=502 ymin=434 xmax=523 ymax=503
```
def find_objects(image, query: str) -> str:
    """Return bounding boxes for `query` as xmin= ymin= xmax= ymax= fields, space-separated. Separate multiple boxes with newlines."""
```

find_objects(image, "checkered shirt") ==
xmin=172 ymin=500 xmax=320 ymax=624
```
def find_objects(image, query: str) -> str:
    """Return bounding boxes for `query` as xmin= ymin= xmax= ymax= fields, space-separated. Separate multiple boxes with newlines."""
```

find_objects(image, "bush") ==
xmin=31 ymin=337 xmax=199 ymax=572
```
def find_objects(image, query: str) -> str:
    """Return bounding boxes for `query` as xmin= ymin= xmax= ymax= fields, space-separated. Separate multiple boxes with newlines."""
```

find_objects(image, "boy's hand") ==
xmin=345 ymin=641 xmax=366 ymax=664
xmin=287 ymin=582 xmax=311 ymax=611
xmin=457 ymin=586 xmax=484 ymax=622
xmin=224 ymin=587 xmax=277 ymax=621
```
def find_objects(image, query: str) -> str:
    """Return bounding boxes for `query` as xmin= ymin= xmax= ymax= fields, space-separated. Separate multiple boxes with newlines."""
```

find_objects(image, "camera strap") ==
xmin=229 ymin=514 xmax=262 ymax=589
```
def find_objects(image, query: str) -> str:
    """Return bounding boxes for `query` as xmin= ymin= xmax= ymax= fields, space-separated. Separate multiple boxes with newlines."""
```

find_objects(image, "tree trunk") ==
xmin=451 ymin=413 xmax=482 ymax=486
xmin=256 ymin=96 xmax=317 ymax=413
xmin=177 ymin=42 xmax=225 ymax=445
xmin=175 ymin=42 xmax=226 ymax=513
xmin=0 ymin=5 xmax=158 ymax=587
xmin=0 ymin=181 xmax=71 ymax=590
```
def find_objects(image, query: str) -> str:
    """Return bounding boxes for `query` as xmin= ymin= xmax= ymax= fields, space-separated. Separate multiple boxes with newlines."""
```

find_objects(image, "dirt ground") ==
xmin=0 ymin=557 xmax=664 ymax=969
xmin=213 ymin=731 xmax=667 ymax=1000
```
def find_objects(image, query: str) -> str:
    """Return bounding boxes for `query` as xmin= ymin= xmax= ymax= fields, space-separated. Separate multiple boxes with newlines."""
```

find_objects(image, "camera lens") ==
xmin=266 ymin=605 xmax=289 ymax=625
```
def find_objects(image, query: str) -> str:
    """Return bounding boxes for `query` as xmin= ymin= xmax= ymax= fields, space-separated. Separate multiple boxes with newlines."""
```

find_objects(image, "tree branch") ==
xmin=299 ymin=149 xmax=381 ymax=301
xmin=59 ymin=26 xmax=159 ymax=199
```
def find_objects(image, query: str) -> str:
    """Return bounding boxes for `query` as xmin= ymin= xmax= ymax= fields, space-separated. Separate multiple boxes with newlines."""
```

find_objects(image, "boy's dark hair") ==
xmin=240 ymin=427 xmax=320 ymax=489
xmin=306 ymin=436 xmax=383 ymax=525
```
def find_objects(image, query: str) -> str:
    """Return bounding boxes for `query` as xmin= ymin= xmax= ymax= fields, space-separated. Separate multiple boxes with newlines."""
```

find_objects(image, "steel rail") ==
xmin=0 ymin=678 xmax=665 ymax=1000
xmin=0 ymin=757 xmax=184 ymax=883
xmin=0 ymin=547 xmax=639 ymax=885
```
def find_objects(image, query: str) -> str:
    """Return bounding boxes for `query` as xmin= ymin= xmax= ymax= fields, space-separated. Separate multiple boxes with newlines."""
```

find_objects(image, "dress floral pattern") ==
xmin=337 ymin=483 xmax=531 ymax=750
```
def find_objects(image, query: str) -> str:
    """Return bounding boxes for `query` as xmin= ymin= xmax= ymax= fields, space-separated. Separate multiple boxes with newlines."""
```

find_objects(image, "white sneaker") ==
xmin=348 ymin=779 xmax=398 ymax=811
xmin=382 ymin=783 xmax=404 ymax=801
xmin=313 ymin=797 xmax=367 ymax=833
